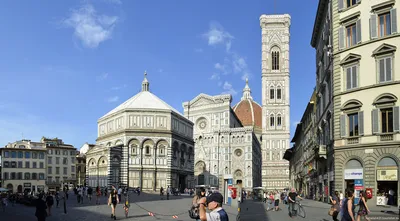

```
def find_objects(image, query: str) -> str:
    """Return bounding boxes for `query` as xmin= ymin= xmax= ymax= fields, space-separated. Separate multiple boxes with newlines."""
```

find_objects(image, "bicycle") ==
xmin=292 ymin=200 xmax=306 ymax=218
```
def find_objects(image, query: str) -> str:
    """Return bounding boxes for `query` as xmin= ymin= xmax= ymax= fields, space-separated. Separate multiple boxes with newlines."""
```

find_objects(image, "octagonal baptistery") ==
xmin=233 ymin=79 xmax=262 ymax=139
xmin=86 ymin=72 xmax=195 ymax=192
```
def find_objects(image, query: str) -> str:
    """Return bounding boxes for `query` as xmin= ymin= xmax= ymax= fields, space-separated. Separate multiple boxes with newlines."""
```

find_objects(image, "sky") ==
xmin=0 ymin=0 xmax=319 ymax=149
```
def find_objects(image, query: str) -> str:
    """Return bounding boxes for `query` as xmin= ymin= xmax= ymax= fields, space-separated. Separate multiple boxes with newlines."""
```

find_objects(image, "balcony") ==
xmin=318 ymin=145 xmax=326 ymax=159
xmin=347 ymin=137 xmax=359 ymax=145
xmin=380 ymin=134 xmax=394 ymax=142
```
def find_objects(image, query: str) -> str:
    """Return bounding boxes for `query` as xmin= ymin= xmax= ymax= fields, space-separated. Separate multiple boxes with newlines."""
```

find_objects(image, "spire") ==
xmin=241 ymin=78 xmax=252 ymax=100
xmin=142 ymin=70 xmax=149 ymax=91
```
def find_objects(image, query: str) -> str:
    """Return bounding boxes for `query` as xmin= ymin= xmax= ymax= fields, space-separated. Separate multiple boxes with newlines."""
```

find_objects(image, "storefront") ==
xmin=376 ymin=157 xmax=398 ymax=206
xmin=344 ymin=159 xmax=363 ymax=204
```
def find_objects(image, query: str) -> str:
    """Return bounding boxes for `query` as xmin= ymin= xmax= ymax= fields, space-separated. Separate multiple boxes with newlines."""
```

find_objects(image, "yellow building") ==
xmin=1 ymin=140 xmax=46 ymax=193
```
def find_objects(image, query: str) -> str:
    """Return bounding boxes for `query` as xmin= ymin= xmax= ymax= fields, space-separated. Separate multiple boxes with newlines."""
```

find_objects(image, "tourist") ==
xmin=118 ymin=187 xmax=122 ymax=203
xmin=191 ymin=187 xmax=206 ymax=221
xmin=96 ymin=186 xmax=101 ymax=204
xmin=45 ymin=193 xmax=54 ymax=216
xmin=274 ymin=191 xmax=280 ymax=211
xmin=198 ymin=192 xmax=228 ymax=221
xmin=329 ymin=191 xmax=340 ymax=221
xmin=288 ymin=188 xmax=302 ymax=218
xmin=356 ymin=191 xmax=371 ymax=221
xmin=55 ymin=192 xmax=60 ymax=208
xmin=341 ymin=190 xmax=355 ymax=221
xmin=160 ymin=187 xmax=164 ymax=200
xmin=87 ymin=186 xmax=93 ymax=201
xmin=108 ymin=189 xmax=119 ymax=220
xmin=35 ymin=194 xmax=47 ymax=221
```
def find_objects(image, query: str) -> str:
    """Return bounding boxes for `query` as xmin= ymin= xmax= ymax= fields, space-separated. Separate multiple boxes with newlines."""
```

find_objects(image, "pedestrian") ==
xmin=55 ymin=192 xmax=60 ymax=208
xmin=118 ymin=187 xmax=122 ymax=203
xmin=35 ymin=194 xmax=47 ymax=221
xmin=87 ymin=186 xmax=93 ymax=202
xmin=356 ymin=191 xmax=371 ymax=221
xmin=45 ymin=193 xmax=54 ymax=216
xmin=108 ymin=189 xmax=119 ymax=220
xmin=160 ymin=187 xmax=164 ymax=200
xmin=329 ymin=191 xmax=340 ymax=221
xmin=288 ymin=188 xmax=302 ymax=218
xmin=190 ymin=187 xmax=206 ymax=221
xmin=96 ymin=186 xmax=101 ymax=205
xmin=167 ymin=186 xmax=170 ymax=200
xmin=274 ymin=191 xmax=280 ymax=211
xmin=78 ymin=186 xmax=84 ymax=204
xmin=341 ymin=190 xmax=356 ymax=221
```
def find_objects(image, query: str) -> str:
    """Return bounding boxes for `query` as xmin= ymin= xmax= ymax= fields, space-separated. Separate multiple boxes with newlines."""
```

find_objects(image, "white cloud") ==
xmin=97 ymin=72 xmax=109 ymax=81
xmin=110 ymin=84 xmax=127 ymax=90
xmin=214 ymin=63 xmax=225 ymax=72
xmin=107 ymin=96 xmax=119 ymax=102
xmin=203 ymin=22 xmax=234 ymax=52
xmin=63 ymin=4 xmax=118 ymax=48
xmin=221 ymin=81 xmax=237 ymax=96
xmin=209 ymin=73 xmax=220 ymax=80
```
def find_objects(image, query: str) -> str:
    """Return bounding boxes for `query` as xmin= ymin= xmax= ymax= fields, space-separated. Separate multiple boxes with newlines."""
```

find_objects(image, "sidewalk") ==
xmin=306 ymin=198 xmax=399 ymax=217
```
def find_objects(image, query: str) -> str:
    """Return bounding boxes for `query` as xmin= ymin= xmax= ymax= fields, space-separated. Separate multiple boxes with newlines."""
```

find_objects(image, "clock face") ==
xmin=198 ymin=120 xmax=207 ymax=129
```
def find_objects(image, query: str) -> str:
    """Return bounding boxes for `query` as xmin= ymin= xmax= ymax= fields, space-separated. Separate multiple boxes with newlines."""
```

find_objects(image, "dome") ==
xmin=233 ymin=79 xmax=262 ymax=129
xmin=99 ymin=71 xmax=183 ymax=120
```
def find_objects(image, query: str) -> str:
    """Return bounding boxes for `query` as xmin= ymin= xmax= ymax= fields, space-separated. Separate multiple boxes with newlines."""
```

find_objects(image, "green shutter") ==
xmin=356 ymin=20 xmax=362 ymax=43
xmin=338 ymin=0 xmax=344 ymax=11
xmin=339 ymin=26 xmax=345 ymax=50
xmin=391 ymin=8 xmax=397 ymax=34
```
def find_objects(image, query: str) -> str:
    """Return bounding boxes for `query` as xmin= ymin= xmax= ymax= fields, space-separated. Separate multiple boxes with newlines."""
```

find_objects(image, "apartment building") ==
xmin=42 ymin=137 xmax=77 ymax=191
xmin=332 ymin=0 xmax=400 ymax=206
xmin=0 ymin=140 xmax=46 ymax=193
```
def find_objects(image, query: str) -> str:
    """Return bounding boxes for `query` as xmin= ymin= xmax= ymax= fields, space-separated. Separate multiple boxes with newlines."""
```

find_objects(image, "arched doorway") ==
xmin=6 ymin=184 xmax=13 ymax=192
xmin=17 ymin=185 xmax=23 ymax=193
xmin=376 ymin=157 xmax=398 ymax=206
xmin=344 ymin=159 xmax=363 ymax=204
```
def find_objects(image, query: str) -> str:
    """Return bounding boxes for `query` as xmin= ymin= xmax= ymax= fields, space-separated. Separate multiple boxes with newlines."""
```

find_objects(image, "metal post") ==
xmin=63 ymin=188 xmax=67 ymax=214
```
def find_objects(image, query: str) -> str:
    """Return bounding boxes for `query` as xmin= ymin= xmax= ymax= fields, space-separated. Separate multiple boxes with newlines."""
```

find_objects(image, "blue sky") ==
xmin=0 ymin=0 xmax=318 ymax=149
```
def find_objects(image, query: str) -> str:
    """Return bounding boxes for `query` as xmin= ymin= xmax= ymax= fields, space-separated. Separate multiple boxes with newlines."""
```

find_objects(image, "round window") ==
xmin=234 ymin=149 xmax=242 ymax=157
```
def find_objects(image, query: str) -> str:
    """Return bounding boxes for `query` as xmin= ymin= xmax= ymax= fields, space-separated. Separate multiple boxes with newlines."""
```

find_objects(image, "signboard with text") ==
xmin=377 ymin=169 xmax=398 ymax=181
xmin=344 ymin=169 xmax=363 ymax=179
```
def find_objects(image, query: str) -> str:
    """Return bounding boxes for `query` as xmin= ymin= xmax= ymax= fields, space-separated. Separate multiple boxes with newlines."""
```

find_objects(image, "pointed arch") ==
xmin=270 ymin=46 xmax=281 ymax=71
xmin=270 ymin=113 xmax=275 ymax=127
xmin=277 ymin=114 xmax=282 ymax=126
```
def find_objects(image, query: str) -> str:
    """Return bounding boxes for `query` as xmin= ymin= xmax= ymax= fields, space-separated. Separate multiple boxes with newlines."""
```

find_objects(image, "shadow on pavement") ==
xmin=239 ymin=200 xmax=271 ymax=220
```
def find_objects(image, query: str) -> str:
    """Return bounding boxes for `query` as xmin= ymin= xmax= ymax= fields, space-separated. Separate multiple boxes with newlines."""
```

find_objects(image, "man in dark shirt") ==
xmin=288 ymin=188 xmax=303 ymax=217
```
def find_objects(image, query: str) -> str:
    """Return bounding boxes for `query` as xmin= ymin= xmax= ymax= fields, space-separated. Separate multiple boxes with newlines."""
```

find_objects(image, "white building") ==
xmin=260 ymin=14 xmax=291 ymax=190
xmin=86 ymin=72 xmax=195 ymax=191
xmin=183 ymin=79 xmax=262 ymax=195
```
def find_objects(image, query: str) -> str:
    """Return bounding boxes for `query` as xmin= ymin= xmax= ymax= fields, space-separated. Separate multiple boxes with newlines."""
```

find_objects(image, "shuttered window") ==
xmin=379 ymin=13 xmax=391 ymax=37
xmin=346 ymin=65 xmax=358 ymax=90
xmin=270 ymin=88 xmax=275 ymax=99
xmin=348 ymin=113 xmax=359 ymax=137
xmin=346 ymin=24 xmax=357 ymax=47
xmin=381 ymin=108 xmax=393 ymax=133
xmin=378 ymin=57 xmax=392 ymax=83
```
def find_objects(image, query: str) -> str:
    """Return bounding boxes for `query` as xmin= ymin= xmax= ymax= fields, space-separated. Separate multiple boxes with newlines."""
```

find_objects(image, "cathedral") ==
xmin=187 ymin=14 xmax=292 ymax=192
xmin=84 ymin=13 xmax=291 ymax=193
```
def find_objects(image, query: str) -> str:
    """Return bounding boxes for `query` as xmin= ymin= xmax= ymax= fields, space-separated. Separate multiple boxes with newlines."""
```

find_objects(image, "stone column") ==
xmin=121 ymin=145 xmax=129 ymax=188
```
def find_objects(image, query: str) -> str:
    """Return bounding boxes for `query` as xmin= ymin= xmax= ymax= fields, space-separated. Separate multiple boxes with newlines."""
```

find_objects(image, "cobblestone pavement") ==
xmin=239 ymin=199 xmax=399 ymax=221
xmin=0 ymin=192 xmax=238 ymax=221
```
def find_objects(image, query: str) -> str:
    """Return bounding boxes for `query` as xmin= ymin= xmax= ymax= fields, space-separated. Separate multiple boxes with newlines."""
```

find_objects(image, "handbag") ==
xmin=328 ymin=206 xmax=336 ymax=216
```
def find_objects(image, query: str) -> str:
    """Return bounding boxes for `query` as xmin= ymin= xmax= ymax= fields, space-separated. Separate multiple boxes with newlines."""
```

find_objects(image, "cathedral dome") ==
xmin=233 ymin=79 xmax=262 ymax=129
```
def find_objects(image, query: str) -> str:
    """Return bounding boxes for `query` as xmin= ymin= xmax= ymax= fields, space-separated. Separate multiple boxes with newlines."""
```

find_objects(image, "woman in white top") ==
xmin=274 ymin=191 xmax=280 ymax=211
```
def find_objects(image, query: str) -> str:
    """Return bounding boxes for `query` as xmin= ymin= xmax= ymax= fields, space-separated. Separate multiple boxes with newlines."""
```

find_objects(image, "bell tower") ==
xmin=260 ymin=14 xmax=291 ymax=190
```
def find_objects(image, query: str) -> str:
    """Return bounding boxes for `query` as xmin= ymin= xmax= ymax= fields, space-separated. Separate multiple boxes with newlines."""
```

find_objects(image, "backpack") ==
xmin=188 ymin=205 xmax=200 ymax=219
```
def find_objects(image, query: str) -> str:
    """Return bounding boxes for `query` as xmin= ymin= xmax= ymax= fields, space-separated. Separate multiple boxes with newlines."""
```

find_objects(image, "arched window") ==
xmin=277 ymin=86 xmax=282 ymax=99
xmin=270 ymin=114 xmax=275 ymax=127
xmin=270 ymin=86 xmax=275 ymax=99
xmin=272 ymin=51 xmax=280 ymax=70
xmin=277 ymin=114 xmax=282 ymax=126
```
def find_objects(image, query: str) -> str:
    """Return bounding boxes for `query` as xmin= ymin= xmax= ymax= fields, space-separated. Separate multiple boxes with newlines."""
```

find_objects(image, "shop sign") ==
xmin=319 ymin=175 xmax=323 ymax=183
xmin=376 ymin=169 xmax=398 ymax=181
xmin=323 ymin=174 xmax=328 ymax=180
xmin=344 ymin=169 xmax=363 ymax=179
xmin=23 ymin=183 xmax=31 ymax=187
xmin=354 ymin=179 xmax=363 ymax=190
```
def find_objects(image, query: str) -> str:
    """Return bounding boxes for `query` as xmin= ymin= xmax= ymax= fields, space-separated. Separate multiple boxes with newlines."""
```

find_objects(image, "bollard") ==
xmin=63 ymin=190 xmax=67 ymax=214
